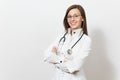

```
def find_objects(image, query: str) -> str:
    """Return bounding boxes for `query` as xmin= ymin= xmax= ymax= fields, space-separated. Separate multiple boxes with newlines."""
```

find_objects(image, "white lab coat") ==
xmin=44 ymin=28 xmax=92 ymax=80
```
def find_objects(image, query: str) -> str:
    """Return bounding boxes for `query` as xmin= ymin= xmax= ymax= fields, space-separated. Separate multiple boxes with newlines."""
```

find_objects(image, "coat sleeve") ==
xmin=55 ymin=36 xmax=92 ymax=73
xmin=43 ymin=32 xmax=66 ymax=64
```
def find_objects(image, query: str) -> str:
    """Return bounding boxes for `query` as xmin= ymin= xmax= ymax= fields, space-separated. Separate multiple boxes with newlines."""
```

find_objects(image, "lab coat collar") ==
xmin=68 ymin=28 xmax=83 ymax=36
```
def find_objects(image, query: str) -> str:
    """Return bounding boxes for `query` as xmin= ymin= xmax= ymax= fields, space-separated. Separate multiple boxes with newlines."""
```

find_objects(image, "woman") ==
xmin=44 ymin=4 xmax=92 ymax=80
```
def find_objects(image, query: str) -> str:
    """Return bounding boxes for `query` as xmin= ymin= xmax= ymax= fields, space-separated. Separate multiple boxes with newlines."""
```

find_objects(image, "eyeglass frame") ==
xmin=67 ymin=14 xmax=81 ymax=20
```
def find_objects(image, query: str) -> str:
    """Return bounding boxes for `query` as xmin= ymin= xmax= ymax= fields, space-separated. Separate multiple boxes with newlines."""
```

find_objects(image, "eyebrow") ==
xmin=67 ymin=14 xmax=81 ymax=16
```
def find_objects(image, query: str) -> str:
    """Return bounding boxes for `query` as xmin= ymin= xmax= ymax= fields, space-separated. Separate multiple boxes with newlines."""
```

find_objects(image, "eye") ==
xmin=74 ymin=15 xmax=79 ymax=17
xmin=67 ymin=16 xmax=72 ymax=18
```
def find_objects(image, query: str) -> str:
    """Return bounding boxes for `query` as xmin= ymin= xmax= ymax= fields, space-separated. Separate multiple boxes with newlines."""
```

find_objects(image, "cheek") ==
xmin=76 ymin=20 xmax=82 ymax=27
xmin=67 ymin=20 xmax=70 ymax=24
xmin=78 ymin=20 xmax=82 ymax=24
xmin=78 ymin=18 xmax=83 ymax=24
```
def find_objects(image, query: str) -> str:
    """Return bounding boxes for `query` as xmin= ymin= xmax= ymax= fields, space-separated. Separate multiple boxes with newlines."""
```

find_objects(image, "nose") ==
xmin=71 ymin=17 xmax=75 ymax=20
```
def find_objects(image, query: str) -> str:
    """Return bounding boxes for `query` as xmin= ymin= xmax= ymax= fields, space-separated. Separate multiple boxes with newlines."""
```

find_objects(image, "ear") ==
xmin=82 ymin=19 xmax=84 ymax=21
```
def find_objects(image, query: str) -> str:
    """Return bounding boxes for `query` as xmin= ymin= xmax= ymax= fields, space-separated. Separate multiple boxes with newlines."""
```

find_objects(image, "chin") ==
xmin=71 ymin=26 xmax=77 ymax=29
xmin=71 ymin=28 xmax=77 ymax=30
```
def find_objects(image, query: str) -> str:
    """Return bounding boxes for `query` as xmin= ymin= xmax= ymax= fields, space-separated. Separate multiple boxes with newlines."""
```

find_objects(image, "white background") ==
xmin=0 ymin=0 xmax=120 ymax=80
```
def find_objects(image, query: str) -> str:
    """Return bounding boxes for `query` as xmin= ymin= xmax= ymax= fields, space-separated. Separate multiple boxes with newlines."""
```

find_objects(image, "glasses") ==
xmin=67 ymin=15 xmax=81 ymax=20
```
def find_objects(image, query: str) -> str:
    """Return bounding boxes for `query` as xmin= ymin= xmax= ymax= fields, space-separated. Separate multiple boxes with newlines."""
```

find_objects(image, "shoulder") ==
xmin=82 ymin=34 xmax=92 ymax=44
xmin=80 ymin=34 xmax=92 ymax=50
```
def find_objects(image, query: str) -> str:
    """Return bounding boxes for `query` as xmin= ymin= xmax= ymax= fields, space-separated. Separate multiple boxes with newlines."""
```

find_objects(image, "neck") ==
xmin=70 ymin=27 xmax=81 ymax=32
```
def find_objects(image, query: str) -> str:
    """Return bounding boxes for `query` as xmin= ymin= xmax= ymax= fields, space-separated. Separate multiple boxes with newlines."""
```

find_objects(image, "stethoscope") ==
xmin=58 ymin=30 xmax=84 ymax=55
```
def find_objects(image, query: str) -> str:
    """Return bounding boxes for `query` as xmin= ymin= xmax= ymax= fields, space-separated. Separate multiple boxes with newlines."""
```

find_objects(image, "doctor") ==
xmin=44 ymin=4 xmax=92 ymax=80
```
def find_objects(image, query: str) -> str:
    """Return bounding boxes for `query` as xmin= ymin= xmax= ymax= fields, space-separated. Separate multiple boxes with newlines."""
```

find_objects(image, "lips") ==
xmin=70 ymin=22 xmax=77 ymax=26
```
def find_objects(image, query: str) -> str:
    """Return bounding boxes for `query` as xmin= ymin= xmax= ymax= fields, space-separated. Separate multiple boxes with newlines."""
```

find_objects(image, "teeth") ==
xmin=71 ymin=23 xmax=76 ymax=25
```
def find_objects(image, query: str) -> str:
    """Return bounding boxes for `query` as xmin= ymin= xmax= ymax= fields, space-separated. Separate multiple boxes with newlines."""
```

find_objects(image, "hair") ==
xmin=63 ymin=4 xmax=88 ymax=35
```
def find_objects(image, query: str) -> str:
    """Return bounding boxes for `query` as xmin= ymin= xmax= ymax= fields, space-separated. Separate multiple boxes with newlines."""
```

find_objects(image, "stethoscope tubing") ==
xmin=58 ymin=31 xmax=84 ymax=51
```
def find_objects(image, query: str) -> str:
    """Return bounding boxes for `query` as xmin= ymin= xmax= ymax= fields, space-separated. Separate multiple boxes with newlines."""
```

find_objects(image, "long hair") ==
xmin=63 ymin=4 xmax=88 ymax=35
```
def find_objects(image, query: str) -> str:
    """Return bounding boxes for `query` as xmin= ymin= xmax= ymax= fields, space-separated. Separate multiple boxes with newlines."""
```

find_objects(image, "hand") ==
xmin=49 ymin=61 xmax=59 ymax=64
xmin=64 ymin=58 xmax=69 ymax=62
xmin=51 ymin=46 xmax=58 ymax=54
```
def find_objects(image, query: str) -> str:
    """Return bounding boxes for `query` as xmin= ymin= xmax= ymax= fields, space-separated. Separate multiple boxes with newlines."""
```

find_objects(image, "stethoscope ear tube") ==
xmin=71 ymin=33 xmax=84 ymax=49
xmin=59 ymin=31 xmax=68 ymax=43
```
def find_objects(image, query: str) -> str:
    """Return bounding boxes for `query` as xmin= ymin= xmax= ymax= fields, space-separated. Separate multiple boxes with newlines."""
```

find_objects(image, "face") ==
xmin=67 ymin=8 xmax=83 ymax=30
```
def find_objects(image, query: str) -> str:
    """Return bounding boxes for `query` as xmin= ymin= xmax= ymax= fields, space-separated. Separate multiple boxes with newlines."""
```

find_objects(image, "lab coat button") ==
xmin=60 ymin=61 xmax=62 ymax=63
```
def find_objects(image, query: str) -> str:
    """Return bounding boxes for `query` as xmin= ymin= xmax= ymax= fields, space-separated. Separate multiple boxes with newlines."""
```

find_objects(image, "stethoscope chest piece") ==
xmin=67 ymin=49 xmax=72 ymax=55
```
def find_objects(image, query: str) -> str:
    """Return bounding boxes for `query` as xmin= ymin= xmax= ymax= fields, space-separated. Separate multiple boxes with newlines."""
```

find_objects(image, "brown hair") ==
xmin=63 ymin=4 xmax=88 ymax=35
